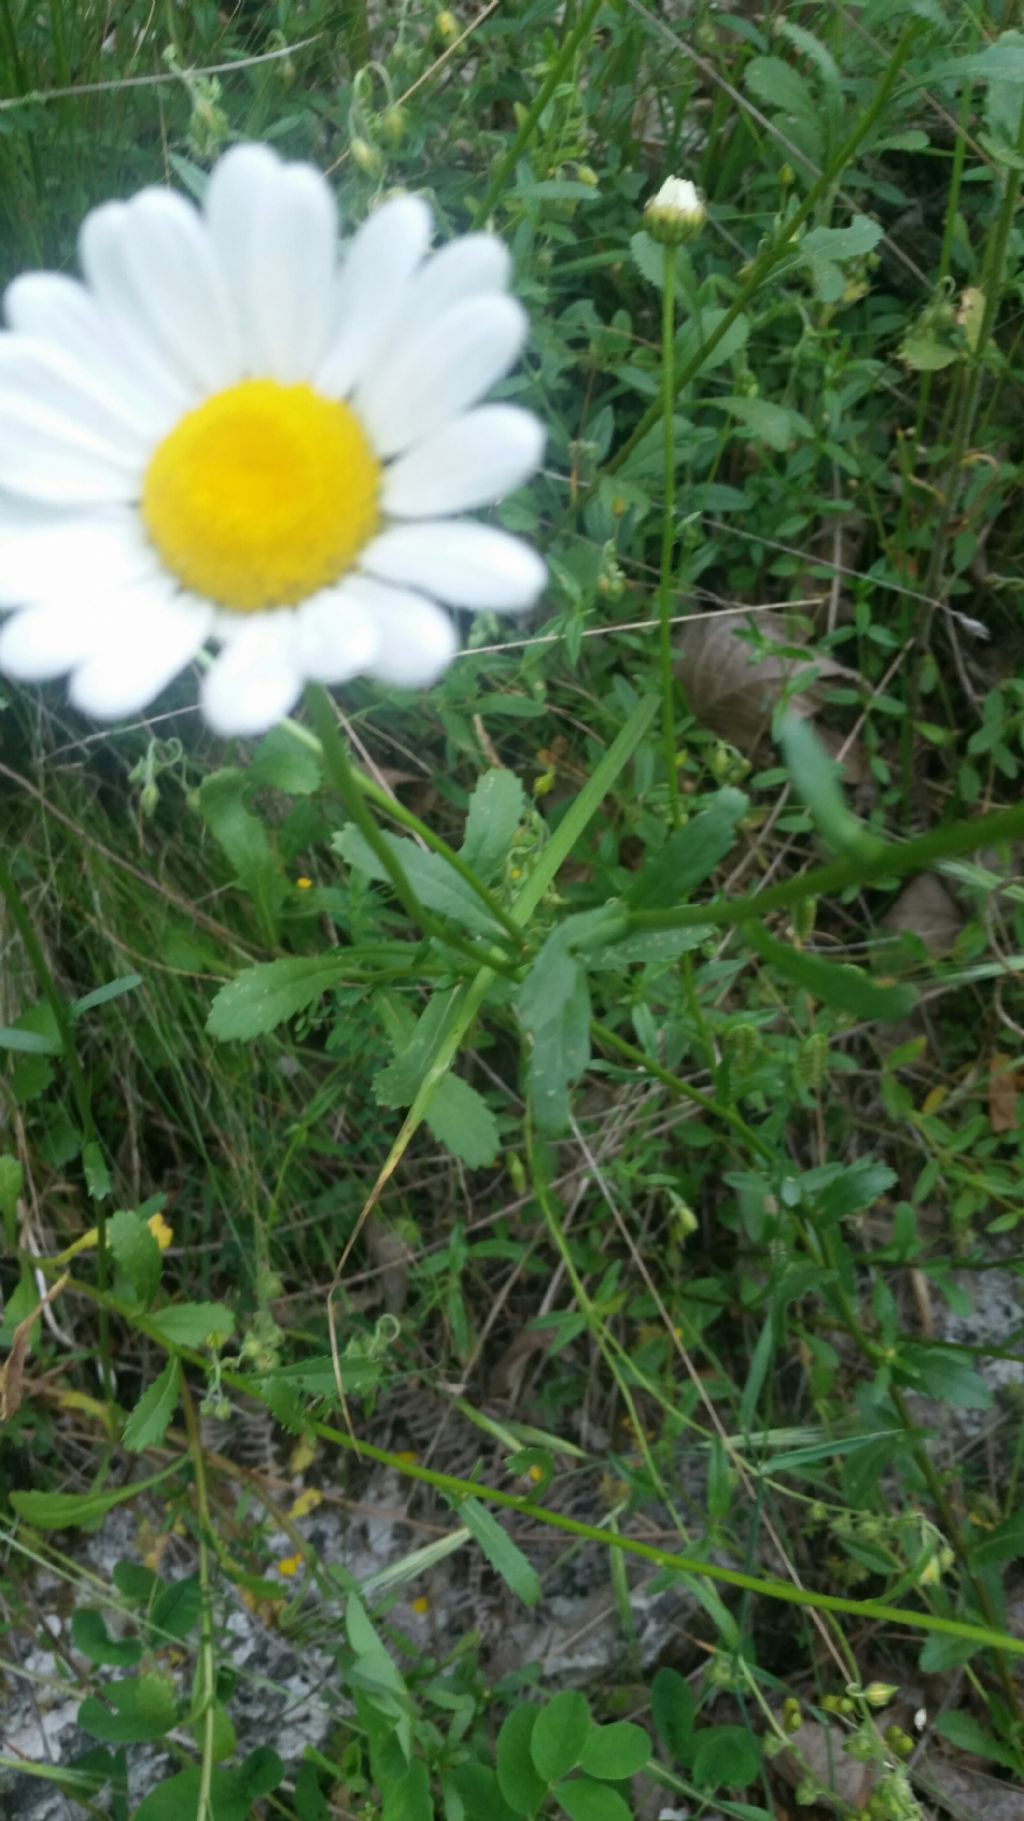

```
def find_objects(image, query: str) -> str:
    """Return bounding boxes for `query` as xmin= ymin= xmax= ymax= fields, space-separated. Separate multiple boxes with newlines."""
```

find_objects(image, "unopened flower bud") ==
xmin=864 ymin=1682 xmax=899 ymax=1707
xmin=351 ymin=137 xmax=383 ymax=177
xmin=644 ymin=175 xmax=706 ymax=245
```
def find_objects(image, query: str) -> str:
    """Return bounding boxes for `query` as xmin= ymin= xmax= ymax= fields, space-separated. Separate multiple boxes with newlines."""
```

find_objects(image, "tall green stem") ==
xmin=470 ymin=0 xmax=604 ymax=227
xmin=0 ymin=848 xmax=111 ymax=1398
xmin=659 ymin=245 xmax=681 ymax=828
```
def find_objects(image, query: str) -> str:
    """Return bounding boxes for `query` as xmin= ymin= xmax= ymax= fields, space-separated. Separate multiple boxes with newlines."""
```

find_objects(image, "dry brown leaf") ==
xmin=882 ymin=874 xmax=964 ymax=956
xmin=674 ymin=609 xmax=856 ymax=752
xmin=0 ymin=1272 xmax=68 ymax=1422
xmin=988 ymin=1053 xmax=1021 ymax=1136
xmin=362 ymin=1214 xmax=411 ymax=1314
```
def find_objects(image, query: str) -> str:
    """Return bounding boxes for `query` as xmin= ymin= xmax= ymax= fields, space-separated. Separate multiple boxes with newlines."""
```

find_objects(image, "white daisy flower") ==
xmin=0 ymin=144 xmax=547 ymax=735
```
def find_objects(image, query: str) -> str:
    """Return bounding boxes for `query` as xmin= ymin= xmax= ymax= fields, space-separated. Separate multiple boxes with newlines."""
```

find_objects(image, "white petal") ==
xmin=0 ymin=335 xmax=151 ymax=460
xmin=205 ymin=144 xmax=339 ymax=380
xmin=398 ymin=233 xmax=510 ymax=327
xmin=356 ymin=296 xmax=527 ymax=458
xmin=316 ymin=196 xmax=432 ymax=399
xmin=0 ymin=507 xmax=158 ymax=606
xmin=4 ymin=273 xmax=175 ymax=438
xmin=118 ymin=188 xmax=242 ymax=392
xmin=0 ymin=600 xmax=101 ymax=679
xmin=342 ymin=575 xmax=458 ymax=686
xmin=78 ymin=202 xmax=198 ymax=416
xmin=362 ymin=522 xmax=545 ymax=612
xmin=202 ymin=615 xmax=303 ymax=735
xmin=292 ymin=587 xmax=379 ymax=683
xmin=0 ymin=398 xmax=140 ymax=505
xmin=382 ymin=406 xmax=544 ymax=517
xmin=68 ymin=590 xmax=212 ymax=718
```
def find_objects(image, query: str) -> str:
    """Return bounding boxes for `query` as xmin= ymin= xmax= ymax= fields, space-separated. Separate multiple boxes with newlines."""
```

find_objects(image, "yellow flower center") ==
xmin=141 ymin=379 xmax=381 ymax=612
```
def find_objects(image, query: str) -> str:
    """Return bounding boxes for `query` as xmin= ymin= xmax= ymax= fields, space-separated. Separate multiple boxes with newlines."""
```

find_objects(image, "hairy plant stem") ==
xmin=470 ymin=0 xmax=604 ymax=228
xmin=0 ymin=847 xmax=111 ymax=1400
xmin=659 ymin=243 xmax=682 ymax=828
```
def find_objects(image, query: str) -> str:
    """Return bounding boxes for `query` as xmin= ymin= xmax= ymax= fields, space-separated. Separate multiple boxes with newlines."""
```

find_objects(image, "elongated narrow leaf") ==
xmin=746 ymin=923 xmax=916 ymax=1021
xmin=11 ymin=1466 xmax=176 ymax=1530
xmin=207 ymin=954 xmax=349 ymax=1041
xmin=457 ymin=1496 xmax=541 ymax=1606
xmin=461 ymin=769 xmax=527 ymax=881
xmin=123 ymin=1358 xmax=180 ymax=1453
xmin=781 ymin=717 xmax=881 ymax=859
xmin=335 ymin=824 xmax=504 ymax=936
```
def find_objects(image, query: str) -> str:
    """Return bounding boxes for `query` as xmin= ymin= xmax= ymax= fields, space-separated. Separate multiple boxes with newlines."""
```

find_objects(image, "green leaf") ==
xmin=109 ymin=1207 xmax=162 ymax=1308
xmin=933 ymin=1711 xmax=1018 ymax=1769
xmin=496 ymin=1705 xmax=547 ymax=1814
xmin=457 ymin=1496 xmax=540 ymax=1606
xmin=524 ymin=966 xmax=591 ymax=1137
xmin=207 ymin=954 xmax=348 ymax=1041
xmin=113 ymin=1560 xmax=161 ymax=1602
xmin=745 ymin=54 xmax=818 ymax=123
xmin=134 ymin=1766 xmax=264 ymax=1821
xmin=240 ymin=1747 xmax=284 ymax=1800
xmin=0 ymin=1024 xmax=61 ymax=1054
xmin=676 ymin=307 xmax=749 ymax=376
xmin=781 ymin=717 xmax=881 ymax=859
xmin=0 ymin=1153 xmax=23 ymax=1230
xmin=82 ymin=1139 xmax=111 ymax=1201
xmin=578 ymin=1722 xmax=650 ymax=1780
xmin=382 ymin=1759 xmax=433 ymax=1821
xmin=627 ymin=791 xmax=748 ymax=911
xmin=334 ymin=824 xmax=504 ymax=936
xmin=146 ymin=1301 xmax=235 ymax=1348
xmin=745 ymin=923 xmax=916 ymax=1022
xmin=591 ymin=926 xmax=712 ymax=970
xmin=446 ymin=1765 xmax=519 ymax=1821
xmin=718 ymin=397 xmax=811 ymax=453
xmin=123 ymin=1357 xmax=180 ymax=1452
xmin=149 ymin=1572 xmax=203 ymax=1642
xmin=531 ymin=1691 xmax=592 ymax=1783
xmin=651 ymin=1667 xmax=696 ymax=1762
xmin=199 ymin=767 xmax=283 ymax=934
xmin=78 ymin=1673 xmax=176 ymax=1744
xmin=556 ymin=1780 xmax=631 ymax=1821
xmin=801 ymin=216 xmax=885 ymax=262
xmin=249 ymin=725 xmax=321 ymax=795
xmin=11 ymin=1467 xmax=175 ymax=1530
xmin=461 ymin=768 xmax=527 ymax=881
xmin=969 ymin=1509 xmax=1024 ymax=1570
xmin=70 ymin=1609 xmax=143 ymax=1668
xmin=423 ymin=1071 xmax=500 ymax=1168
xmin=71 ymin=974 xmax=142 ymax=1018
xmin=900 ymin=1344 xmax=993 ymax=1410
xmin=692 ymin=1724 xmax=761 ymax=1789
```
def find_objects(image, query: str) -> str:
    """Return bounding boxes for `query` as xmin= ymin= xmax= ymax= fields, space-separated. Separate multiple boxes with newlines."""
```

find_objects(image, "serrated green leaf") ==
xmin=745 ymin=923 xmax=916 ymax=1022
xmin=745 ymin=53 xmax=818 ymax=123
xmin=626 ymin=791 xmax=748 ymax=910
xmin=207 ymin=954 xmax=348 ymax=1041
xmin=78 ymin=1673 xmax=176 ymax=1744
xmin=718 ymin=396 xmax=812 ymax=453
xmin=423 ymin=1071 xmax=500 ymax=1168
xmin=578 ymin=1722 xmax=650 ymax=1779
xmin=457 ymin=1497 xmax=540 ymax=1606
xmin=151 ymin=1573 xmax=202 ymax=1641
xmin=524 ymin=966 xmax=591 ymax=1137
xmin=109 ymin=1207 xmax=162 ymax=1308
xmin=70 ymin=1609 xmax=143 ymax=1668
xmin=334 ymin=824 xmax=503 ymax=936
xmin=123 ymin=1357 xmax=180 ymax=1452
xmin=591 ymin=926 xmax=712 ymax=970
xmin=531 ymin=1691 xmax=592 ymax=1783
xmin=146 ymin=1302 xmax=235 ymax=1348
xmin=248 ymin=725 xmax=321 ymax=795
xmin=199 ymin=767 xmax=283 ymax=935
xmin=968 ymin=1509 xmax=1024 ymax=1570
xmin=676 ymin=307 xmax=749 ymax=376
xmin=461 ymin=768 xmax=527 ymax=881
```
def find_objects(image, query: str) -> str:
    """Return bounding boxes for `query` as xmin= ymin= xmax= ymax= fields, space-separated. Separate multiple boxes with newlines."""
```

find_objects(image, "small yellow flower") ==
xmin=411 ymin=1594 xmax=430 ymax=1614
xmin=394 ymin=1449 xmax=419 ymax=1465
xmin=276 ymin=1551 xmax=304 ymax=1578
xmin=295 ymin=875 xmax=314 ymax=890
xmin=147 ymin=1211 xmax=174 ymax=1251
xmin=527 ymin=1464 xmax=544 ymax=1484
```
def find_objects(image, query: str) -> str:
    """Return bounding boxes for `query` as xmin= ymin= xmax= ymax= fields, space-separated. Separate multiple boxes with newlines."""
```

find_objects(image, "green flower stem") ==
xmin=624 ymin=800 xmax=1024 ymax=935
xmin=280 ymin=711 xmax=524 ymax=948
xmin=0 ymin=846 xmax=111 ymax=1400
xmin=304 ymin=684 xmax=518 ymax=977
xmin=591 ymin=1017 xmax=775 ymax=1162
xmin=46 ymin=1268 xmax=1024 ymax=1663
xmin=180 ymin=1374 xmax=217 ymax=1821
xmin=659 ymin=243 xmax=681 ymax=829
xmin=598 ymin=20 xmax=920 ymax=487
xmin=470 ymin=0 xmax=604 ymax=228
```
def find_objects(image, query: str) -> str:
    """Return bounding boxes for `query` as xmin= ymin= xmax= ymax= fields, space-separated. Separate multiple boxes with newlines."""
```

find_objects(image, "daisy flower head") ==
xmin=0 ymin=145 xmax=546 ymax=734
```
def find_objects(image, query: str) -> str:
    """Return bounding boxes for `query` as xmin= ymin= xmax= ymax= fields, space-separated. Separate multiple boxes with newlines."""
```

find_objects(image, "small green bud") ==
xmin=865 ymin=1682 xmax=899 ymax=1708
xmin=351 ymin=137 xmax=383 ymax=177
xmin=381 ymin=105 xmax=406 ymax=147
